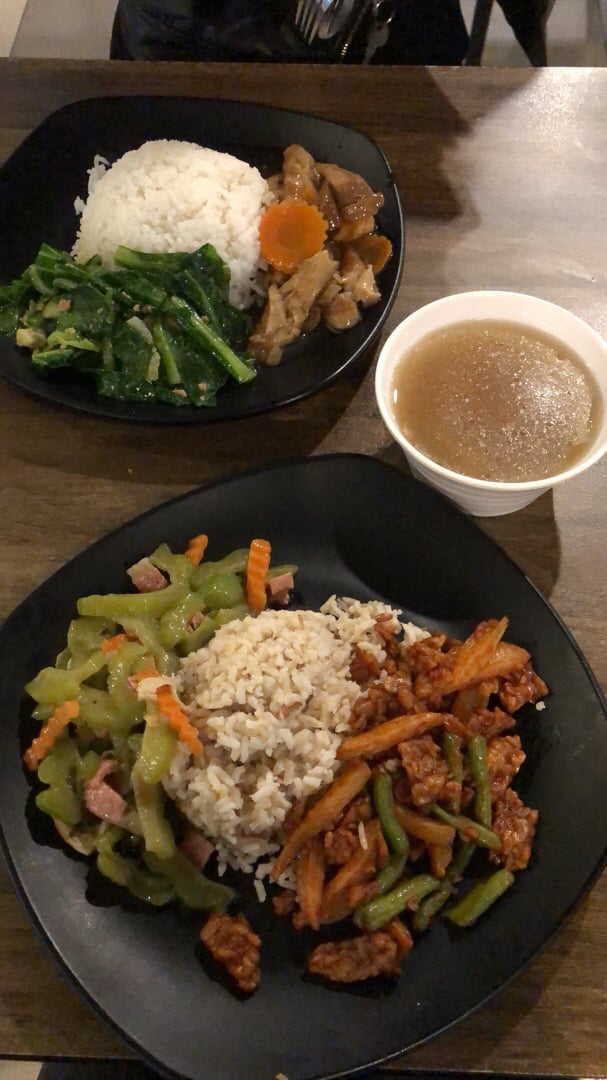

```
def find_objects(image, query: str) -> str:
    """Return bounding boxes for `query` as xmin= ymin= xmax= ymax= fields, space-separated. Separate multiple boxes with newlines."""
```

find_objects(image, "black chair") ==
xmin=465 ymin=0 xmax=606 ymax=66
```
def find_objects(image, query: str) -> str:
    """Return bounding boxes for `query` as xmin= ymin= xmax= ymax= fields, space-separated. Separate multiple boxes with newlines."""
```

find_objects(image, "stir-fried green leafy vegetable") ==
xmin=0 ymin=243 xmax=256 ymax=406
xmin=23 ymin=536 xmax=296 ymax=911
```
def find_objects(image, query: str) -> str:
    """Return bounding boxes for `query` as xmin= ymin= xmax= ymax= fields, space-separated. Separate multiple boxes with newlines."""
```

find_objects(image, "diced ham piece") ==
xmin=187 ymin=610 xmax=205 ymax=632
xmin=126 ymin=557 xmax=167 ymax=593
xmin=84 ymin=759 xmax=127 ymax=823
xmin=180 ymin=829 xmax=214 ymax=870
xmin=267 ymin=572 xmax=294 ymax=606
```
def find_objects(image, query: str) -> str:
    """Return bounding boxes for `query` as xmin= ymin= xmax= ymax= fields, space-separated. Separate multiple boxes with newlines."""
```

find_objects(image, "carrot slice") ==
xmin=23 ymin=700 xmax=80 ymax=771
xmin=246 ymin=538 xmax=272 ymax=612
xmin=156 ymin=684 xmax=203 ymax=758
xmin=101 ymin=632 xmax=129 ymax=655
xmin=259 ymin=199 xmax=328 ymax=273
xmin=129 ymin=664 xmax=160 ymax=685
xmin=351 ymin=233 xmax=393 ymax=273
xmin=185 ymin=534 xmax=208 ymax=567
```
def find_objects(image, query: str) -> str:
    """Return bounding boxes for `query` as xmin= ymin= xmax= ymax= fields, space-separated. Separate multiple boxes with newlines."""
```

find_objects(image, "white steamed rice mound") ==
xmin=163 ymin=598 xmax=429 ymax=883
xmin=72 ymin=139 xmax=272 ymax=309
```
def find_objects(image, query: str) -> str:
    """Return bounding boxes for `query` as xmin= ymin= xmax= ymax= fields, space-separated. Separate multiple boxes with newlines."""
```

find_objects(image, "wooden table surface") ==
xmin=0 ymin=59 xmax=606 ymax=1078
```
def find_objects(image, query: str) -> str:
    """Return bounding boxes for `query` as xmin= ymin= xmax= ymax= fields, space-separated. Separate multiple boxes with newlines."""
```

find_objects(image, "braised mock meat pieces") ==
xmin=200 ymin=913 xmax=261 ymax=994
xmin=249 ymin=144 xmax=391 ymax=365
xmin=249 ymin=248 xmax=338 ymax=365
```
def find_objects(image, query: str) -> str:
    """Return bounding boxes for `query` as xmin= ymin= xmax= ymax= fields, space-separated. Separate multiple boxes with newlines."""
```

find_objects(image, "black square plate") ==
xmin=1 ymin=455 xmax=606 ymax=1080
xmin=0 ymin=97 xmax=403 ymax=422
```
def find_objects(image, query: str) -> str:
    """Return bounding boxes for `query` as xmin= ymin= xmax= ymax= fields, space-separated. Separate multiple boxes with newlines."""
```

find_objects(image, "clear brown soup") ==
xmin=391 ymin=320 xmax=601 ymax=483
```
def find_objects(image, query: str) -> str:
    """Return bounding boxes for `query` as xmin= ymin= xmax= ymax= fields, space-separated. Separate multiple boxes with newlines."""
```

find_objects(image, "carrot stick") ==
xmin=155 ymin=684 xmax=203 ymax=758
xmin=428 ymin=842 xmax=454 ymax=878
xmin=394 ymin=805 xmax=455 ymax=847
xmin=449 ymin=618 xmax=509 ymax=691
xmin=185 ymin=534 xmax=208 ymax=567
xmin=246 ymin=538 xmax=272 ymax=612
xmin=101 ymin=632 xmax=129 ymax=655
xmin=337 ymin=712 xmax=462 ymax=761
xmin=23 ymin=700 xmax=80 ymax=771
xmin=320 ymin=820 xmax=381 ymax=919
xmin=296 ymin=839 xmax=326 ymax=931
xmin=129 ymin=664 xmax=160 ymax=685
xmin=271 ymin=760 xmax=371 ymax=880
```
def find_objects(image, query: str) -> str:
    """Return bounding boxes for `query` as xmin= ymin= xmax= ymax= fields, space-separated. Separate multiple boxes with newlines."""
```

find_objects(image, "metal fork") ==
xmin=294 ymin=0 xmax=349 ymax=45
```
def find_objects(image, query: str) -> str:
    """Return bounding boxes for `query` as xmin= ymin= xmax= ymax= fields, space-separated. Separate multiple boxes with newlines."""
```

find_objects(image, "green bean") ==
xmin=119 ymin=617 xmax=178 ymax=675
xmin=374 ymin=853 xmax=408 ymax=897
xmin=200 ymin=573 xmax=244 ymax=612
xmin=413 ymin=841 xmax=475 ymax=933
xmin=442 ymin=731 xmax=463 ymax=814
xmin=373 ymin=773 xmax=409 ymax=857
xmin=179 ymin=614 xmax=218 ymax=655
xmin=144 ymin=850 xmax=234 ymax=912
xmin=354 ymin=874 xmax=439 ymax=932
xmin=447 ymin=868 xmax=515 ymax=927
xmin=429 ymin=805 xmax=501 ymax=851
xmin=191 ymin=549 xmax=249 ymax=588
xmin=132 ymin=770 xmax=176 ymax=860
xmin=106 ymin=641 xmax=147 ymax=724
xmin=67 ymin=616 xmax=116 ymax=661
xmin=137 ymin=722 xmax=178 ymax=785
xmin=467 ymin=734 xmax=492 ymax=828
xmin=77 ymin=581 xmax=188 ymax=620
xmin=158 ymin=588 xmax=210 ymax=649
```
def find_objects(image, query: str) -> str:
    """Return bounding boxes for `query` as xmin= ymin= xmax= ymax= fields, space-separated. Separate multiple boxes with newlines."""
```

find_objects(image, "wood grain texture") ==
xmin=0 ymin=60 xmax=606 ymax=1076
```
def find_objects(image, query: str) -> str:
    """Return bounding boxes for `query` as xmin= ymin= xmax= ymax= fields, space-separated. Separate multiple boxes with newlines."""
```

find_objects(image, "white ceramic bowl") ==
xmin=375 ymin=291 xmax=607 ymax=517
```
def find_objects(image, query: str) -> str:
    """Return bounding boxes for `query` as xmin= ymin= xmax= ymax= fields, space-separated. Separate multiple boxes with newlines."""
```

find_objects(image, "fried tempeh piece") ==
xmin=271 ymin=760 xmax=371 ymax=880
xmin=200 ymin=914 xmax=260 ymax=994
xmin=296 ymin=838 xmax=326 ymax=931
xmin=307 ymin=930 xmax=402 ymax=982
xmin=337 ymin=712 xmax=464 ymax=761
